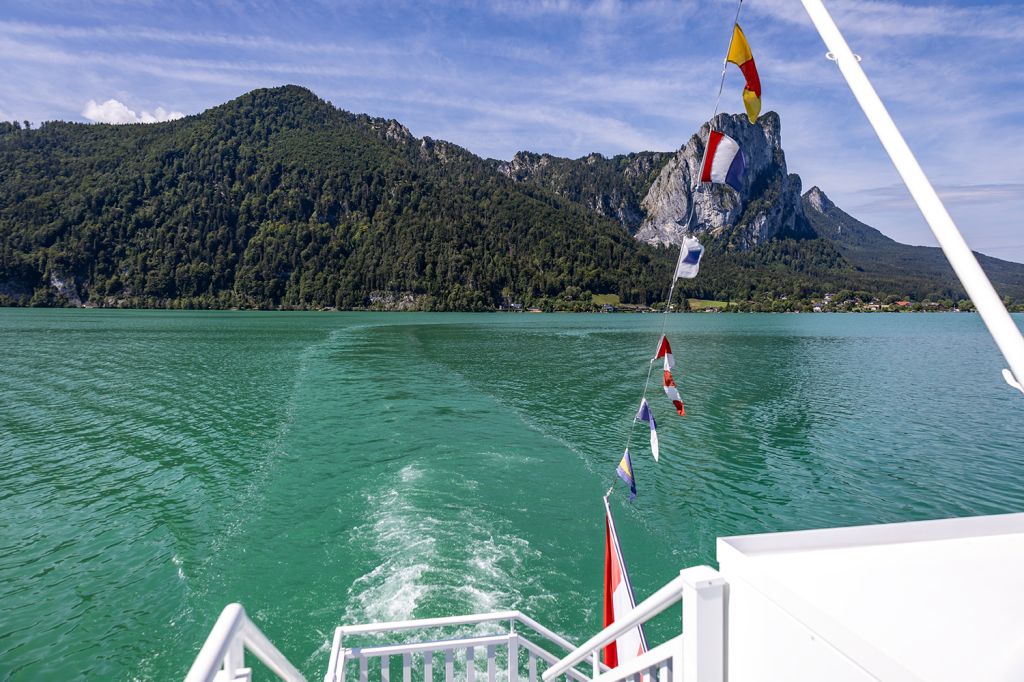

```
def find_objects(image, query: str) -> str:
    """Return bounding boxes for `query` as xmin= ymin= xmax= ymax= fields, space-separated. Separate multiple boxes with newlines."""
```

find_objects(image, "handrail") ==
xmin=333 ymin=610 xmax=579 ymax=658
xmin=185 ymin=603 xmax=306 ymax=682
xmin=350 ymin=633 xmax=510 ymax=658
xmin=518 ymin=636 xmax=591 ymax=682
xmin=336 ymin=611 xmax=520 ymax=637
xmin=514 ymin=612 xmax=580 ymax=653
xmin=592 ymin=634 xmax=683 ymax=682
xmin=541 ymin=573 xmax=687 ymax=681
xmin=327 ymin=609 xmax=603 ymax=682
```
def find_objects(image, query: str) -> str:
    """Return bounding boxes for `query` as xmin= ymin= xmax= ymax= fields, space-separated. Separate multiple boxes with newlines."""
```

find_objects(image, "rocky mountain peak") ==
xmin=805 ymin=186 xmax=835 ymax=214
xmin=370 ymin=118 xmax=413 ymax=142
xmin=498 ymin=151 xmax=551 ymax=180
xmin=635 ymin=111 xmax=812 ymax=249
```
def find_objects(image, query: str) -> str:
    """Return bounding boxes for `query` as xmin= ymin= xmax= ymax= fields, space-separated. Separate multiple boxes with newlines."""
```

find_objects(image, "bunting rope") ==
xmin=609 ymin=0 xmax=746 ymax=496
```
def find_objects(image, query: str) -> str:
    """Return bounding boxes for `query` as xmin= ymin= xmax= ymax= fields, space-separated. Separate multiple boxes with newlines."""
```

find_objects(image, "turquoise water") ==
xmin=1 ymin=309 xmax=1022 ymax=680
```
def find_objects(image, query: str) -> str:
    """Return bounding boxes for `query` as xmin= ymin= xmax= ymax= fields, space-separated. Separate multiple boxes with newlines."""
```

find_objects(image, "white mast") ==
xmin=800 ymin=0 xmax=1024 ymax=394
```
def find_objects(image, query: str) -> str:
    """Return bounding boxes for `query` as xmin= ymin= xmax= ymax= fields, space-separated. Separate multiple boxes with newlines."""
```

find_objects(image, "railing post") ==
xmin=508 ymin=633 xmax=519 ymax=682
xmin=680 ymin=567 xmax=725 ymax=682
xmin=590 ymin=651 xmax=599 ymax=680
xmin=325 ymin=630 xmax=344 ymax=682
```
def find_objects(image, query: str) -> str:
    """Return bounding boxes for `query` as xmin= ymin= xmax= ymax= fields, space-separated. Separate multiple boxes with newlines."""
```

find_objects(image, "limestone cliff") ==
xmin=636 ymin=111 xmax=812 ymax=248
xmin=495 ymin=150 xmax=670 ymax=233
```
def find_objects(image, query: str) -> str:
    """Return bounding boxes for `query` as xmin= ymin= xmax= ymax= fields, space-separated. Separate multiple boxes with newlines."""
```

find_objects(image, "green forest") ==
xmin=2 ymin=85 xmax=1022 ymax=311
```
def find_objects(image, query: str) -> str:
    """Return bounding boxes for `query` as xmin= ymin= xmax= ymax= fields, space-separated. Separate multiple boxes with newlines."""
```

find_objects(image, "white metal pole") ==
xmin=800 ymin=0 xmax=1024 ymax=394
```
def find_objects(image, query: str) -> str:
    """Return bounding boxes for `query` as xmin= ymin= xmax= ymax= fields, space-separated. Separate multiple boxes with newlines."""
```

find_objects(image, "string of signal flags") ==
xmin=610 ymin=19 xmax=761 ymax=504
xmin=599 ymin=5 xmax=760 ymax=677
xmin=600 ymin=7 xmax=759 ymax=674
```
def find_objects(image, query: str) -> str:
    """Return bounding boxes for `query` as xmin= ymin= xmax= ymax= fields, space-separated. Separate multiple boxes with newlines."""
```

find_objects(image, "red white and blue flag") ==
xmin=700 ymin=130 xmax=746 ymax=192
xmin=603 ymin=497 xmax=649 ymax=667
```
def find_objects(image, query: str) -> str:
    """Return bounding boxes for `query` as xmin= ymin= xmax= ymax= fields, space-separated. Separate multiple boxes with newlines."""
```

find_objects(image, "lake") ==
xmin=1 ymin=309 xmax=1021 ymax=680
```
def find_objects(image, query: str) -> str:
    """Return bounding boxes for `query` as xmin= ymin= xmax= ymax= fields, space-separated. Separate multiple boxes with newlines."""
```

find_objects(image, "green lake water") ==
xmin=1 ymin=309 xmax=1022 ymax=680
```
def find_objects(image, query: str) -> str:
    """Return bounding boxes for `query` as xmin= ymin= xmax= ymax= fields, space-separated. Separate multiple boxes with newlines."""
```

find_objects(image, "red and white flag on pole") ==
xmin=603 ymin=497 xmax=649 ymax=667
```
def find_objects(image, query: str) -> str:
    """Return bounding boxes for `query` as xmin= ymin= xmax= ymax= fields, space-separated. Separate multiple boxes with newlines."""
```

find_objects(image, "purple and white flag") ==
xmin=635 ymin=398 xmax=660 ymax=462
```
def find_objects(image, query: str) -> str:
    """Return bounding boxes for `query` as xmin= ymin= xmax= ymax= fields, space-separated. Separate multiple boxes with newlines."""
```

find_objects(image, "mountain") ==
xmin=802 ymin=186 xmax=1024 ymax=301
xmin=0 ymin=86 xmax=672 ymax=310
xmin=2 ymin=85 xmax=1022 ymax=310
xmin=637 ymin=112 xmax=813 ymax=248
xmin=502 ymin=111 xmax=1024 ymax=303
xmin=492 ymin=150 xmax=670 ymax=234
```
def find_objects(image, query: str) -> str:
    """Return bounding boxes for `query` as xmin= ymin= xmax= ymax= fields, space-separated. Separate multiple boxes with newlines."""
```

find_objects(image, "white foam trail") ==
xmin=344 ymin=465 xmax=438 ymax=624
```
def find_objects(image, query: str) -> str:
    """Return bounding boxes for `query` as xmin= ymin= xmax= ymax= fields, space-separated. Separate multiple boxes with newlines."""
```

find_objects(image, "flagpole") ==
xmin=602 ymin=495 xmax=649 ymax=652
xmin=800 ymin=0 xmax=1024 ymax=393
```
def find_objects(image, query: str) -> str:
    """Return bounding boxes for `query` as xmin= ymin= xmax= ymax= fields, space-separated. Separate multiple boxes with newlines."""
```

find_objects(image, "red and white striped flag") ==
xmin=654 ymin=336 xmax=685 ymax=416
xmin=603 ymin=497 xmax=648 ymax=667
xmin=663 ymin=370 xmax=685 ymax=416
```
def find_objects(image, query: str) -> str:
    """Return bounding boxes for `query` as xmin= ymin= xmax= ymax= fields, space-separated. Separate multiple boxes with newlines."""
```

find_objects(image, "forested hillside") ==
xmin=2 ymin=85 xmax=1022 ymax=311
xmin=0 ymin=86 xmax=672 ymax=310
xmin=803 ymin=187 xmax=1024 ymax=301
xmin=491 ymin=150 xmax=670 ymax=233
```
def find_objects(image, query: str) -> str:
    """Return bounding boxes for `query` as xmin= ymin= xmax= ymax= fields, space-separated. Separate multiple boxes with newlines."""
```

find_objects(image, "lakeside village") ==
xmin=15 ymin=291 xmax=1012 ymax=313
xmin=501 ymin=291 xmax=1022 ymax=314
xmin=10 ymin=282 xmax=1018 ymax=313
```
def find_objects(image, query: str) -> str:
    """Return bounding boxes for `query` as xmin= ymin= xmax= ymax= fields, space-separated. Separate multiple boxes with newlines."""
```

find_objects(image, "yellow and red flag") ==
xmin=727 ymin=24 xmax=761 ymax=124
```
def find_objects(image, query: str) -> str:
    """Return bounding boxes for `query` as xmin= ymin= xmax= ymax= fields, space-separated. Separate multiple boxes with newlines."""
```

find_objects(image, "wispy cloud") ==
xmin=750 ymin=0 xmax=1024 ymax=40
xmin=0 ymin=19 xmax=403 ymax=57
xmin=851 ymin=183 xmax=1024 ymax=212
xmin=81 ymin=98 xmax=183 ymax=124
xmin=2 ymin=0 xmax=1024 ymax=261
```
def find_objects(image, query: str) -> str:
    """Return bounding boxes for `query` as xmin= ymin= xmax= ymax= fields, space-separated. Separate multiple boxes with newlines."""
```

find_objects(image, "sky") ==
xmin=3 ymin=0 xmax=1024 ymax=262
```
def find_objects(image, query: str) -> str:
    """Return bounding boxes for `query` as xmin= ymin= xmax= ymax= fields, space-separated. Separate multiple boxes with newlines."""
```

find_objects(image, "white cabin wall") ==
xmin=721 ymin=575 xmax=878 ymax=682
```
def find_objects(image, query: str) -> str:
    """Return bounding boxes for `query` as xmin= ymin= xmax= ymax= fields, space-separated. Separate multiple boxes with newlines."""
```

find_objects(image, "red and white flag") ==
xmin=603 ymin=497 xmax=649 ymax=667
xmin=652 ymin=335 xmax=674 ymax=370
xmin=663 ymin=370 xmax=685 ymax=416
xmin=654 ymin=336 xmax=685 ymax=416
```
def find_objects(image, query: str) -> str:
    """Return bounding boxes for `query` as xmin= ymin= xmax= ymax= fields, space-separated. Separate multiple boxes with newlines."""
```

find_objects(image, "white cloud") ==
xmin=81 ymin=98 xmax=184 ymax=124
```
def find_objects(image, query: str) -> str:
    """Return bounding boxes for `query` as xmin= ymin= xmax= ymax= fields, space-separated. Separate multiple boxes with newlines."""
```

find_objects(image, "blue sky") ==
xmin=3 ymin=0 xmax=1024 ymax=262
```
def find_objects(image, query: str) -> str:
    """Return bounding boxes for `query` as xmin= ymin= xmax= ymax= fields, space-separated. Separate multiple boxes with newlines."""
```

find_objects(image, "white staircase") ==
xmin=185 ymin=566 xmax=725 ymax=682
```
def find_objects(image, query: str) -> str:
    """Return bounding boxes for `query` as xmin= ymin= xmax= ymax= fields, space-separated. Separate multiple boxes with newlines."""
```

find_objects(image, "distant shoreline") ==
xmin=0 ymin=304 xmax=997 ymax=314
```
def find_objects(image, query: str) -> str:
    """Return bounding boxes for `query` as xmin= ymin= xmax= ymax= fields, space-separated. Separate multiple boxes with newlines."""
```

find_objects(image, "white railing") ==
xmin=542 ymin=567 xmax=725 ymax=682
xmin=185 ymin=603 xmax=307 ymax=682
xmin=325 ymin=610 xmax=603 ymax=682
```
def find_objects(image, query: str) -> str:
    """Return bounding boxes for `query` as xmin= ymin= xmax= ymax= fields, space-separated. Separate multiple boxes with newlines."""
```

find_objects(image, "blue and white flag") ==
xmin=675 ymin=235 xmax=704 ymax=279
xmin=635 ymin=399 xmax=660 ymax=462
xmin=616 ymin=448 xmax=637 ymax=501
